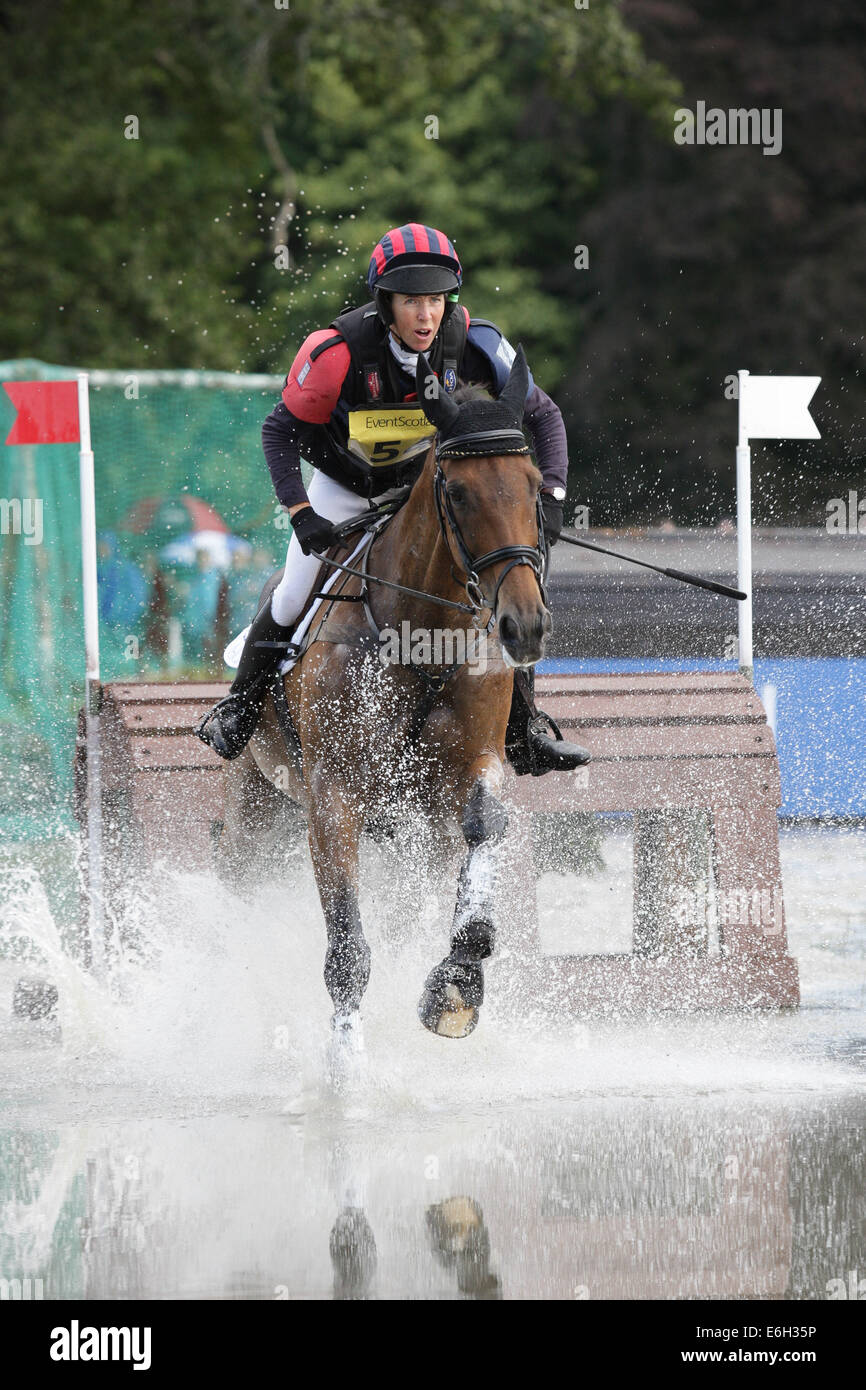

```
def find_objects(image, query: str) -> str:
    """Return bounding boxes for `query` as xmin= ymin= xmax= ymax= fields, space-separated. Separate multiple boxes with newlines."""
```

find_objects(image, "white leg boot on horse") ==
xmin=307 ymin=767 xmax=372 ymax=1087
xmin=418 ymin=779 xmax=509 ymax=1038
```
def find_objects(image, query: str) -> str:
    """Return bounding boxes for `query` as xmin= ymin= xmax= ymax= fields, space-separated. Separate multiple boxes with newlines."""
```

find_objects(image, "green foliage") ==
xmin=0 ymin=0 xmax=678 ymax=386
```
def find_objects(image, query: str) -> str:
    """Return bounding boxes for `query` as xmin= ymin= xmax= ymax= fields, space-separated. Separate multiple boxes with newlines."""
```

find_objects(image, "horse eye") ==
xmin=447 ymin=487 xmax=466 ymax=505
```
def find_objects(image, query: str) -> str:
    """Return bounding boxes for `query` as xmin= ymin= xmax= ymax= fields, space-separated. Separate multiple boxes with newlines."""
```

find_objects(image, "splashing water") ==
xmin=0 ymin=821 xmax=864 ymax=1299
xmin=1 ymin=821 xmax=864 ymax=1126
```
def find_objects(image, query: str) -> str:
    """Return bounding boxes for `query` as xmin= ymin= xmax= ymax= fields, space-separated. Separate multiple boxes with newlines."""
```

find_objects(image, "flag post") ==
xmin=77 ymin=372 xmax=107 ymax=977
xmin=734 ymin=371 xmax=821 ymax=686
xmin=736 ymin=369 xmax=754 ymax=682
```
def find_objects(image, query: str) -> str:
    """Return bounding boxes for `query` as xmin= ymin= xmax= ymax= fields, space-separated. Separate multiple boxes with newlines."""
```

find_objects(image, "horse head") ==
xmin=415 ymin=347 xmax=551 ymax=667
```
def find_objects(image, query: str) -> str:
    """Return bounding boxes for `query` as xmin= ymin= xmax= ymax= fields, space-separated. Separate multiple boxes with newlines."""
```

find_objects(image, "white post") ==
xmin=78 ymin=372 xmax=106 ymax=977
xmin=736 ymin=369 xmax=753 ymax=682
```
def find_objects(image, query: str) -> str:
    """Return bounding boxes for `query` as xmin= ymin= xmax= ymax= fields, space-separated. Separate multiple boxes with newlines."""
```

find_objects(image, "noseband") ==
xmin=433 ymin=442 xmax=549 ymax=622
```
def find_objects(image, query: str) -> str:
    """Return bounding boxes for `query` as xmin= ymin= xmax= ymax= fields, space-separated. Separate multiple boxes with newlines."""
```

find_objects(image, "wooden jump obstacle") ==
xmin=73 ymin=671 xmax=798 ymax=1014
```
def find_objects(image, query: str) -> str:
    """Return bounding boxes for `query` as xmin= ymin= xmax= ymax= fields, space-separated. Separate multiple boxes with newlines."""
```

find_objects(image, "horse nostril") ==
xmin=537 ymin=609 xmax=552 ymax=639
xmin=499 ymin=613 xmax=519 ymax=647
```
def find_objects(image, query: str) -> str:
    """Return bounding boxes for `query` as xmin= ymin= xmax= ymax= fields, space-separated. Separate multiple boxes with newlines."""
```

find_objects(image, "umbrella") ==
xmin=120 ymin=495 xmax=230 ymax=536
xmin=160 ymin=530 xmax=253 ymax=569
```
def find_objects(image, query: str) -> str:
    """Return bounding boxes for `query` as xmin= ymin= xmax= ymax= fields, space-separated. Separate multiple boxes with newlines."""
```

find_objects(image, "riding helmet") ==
xmin=367 ymin=223 xmax=462 ymax=325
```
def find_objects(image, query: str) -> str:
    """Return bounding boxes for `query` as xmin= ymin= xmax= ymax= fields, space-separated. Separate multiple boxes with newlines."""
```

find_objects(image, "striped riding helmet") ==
xmin=368 ymin=224 xmax=462 ymax=323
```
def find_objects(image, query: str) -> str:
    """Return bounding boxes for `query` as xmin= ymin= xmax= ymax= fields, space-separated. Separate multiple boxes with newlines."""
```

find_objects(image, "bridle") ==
xmin=432 ymin=445 xmax=549 ymax=624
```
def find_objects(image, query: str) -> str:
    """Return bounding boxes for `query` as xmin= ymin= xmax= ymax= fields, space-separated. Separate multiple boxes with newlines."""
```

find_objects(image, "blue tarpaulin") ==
xmin=540 ymin=658 xmax=866 ymax=819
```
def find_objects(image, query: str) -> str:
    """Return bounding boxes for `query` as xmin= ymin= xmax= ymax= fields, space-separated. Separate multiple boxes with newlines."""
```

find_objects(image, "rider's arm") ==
xmin=262 ymin=330 xmax=353 ymax=514
xmin=523 ymin=384 xmax=568 ymax=496
xmin=262 ymin=402 xmax=309 ymax=514
xmin=463 ymin=324 xmax=568 ymax=495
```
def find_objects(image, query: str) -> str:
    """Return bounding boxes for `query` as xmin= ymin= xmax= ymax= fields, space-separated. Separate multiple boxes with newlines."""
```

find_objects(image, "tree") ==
xmin=0 ymin=0 xmax=677 ymax=387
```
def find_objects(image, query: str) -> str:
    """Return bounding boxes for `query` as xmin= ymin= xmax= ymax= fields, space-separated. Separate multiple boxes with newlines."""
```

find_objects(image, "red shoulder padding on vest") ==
xmin=283 ymin=330 xmax=352 ymax=423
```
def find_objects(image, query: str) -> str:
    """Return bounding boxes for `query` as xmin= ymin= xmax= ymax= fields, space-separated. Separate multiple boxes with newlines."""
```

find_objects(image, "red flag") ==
xmin=3 ymin=380 xmax=80 ymax=445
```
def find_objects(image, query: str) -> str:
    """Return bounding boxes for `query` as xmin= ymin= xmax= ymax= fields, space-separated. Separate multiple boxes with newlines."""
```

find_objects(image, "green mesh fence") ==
xmin=0 ymin=359 xmax=307 ymax=841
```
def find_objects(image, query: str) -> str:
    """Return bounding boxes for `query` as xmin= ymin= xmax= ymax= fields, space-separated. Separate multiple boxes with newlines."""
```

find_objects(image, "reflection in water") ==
xmin=425 ymin=1197 xmax=501 ymax=1300
xmin=330 ymin=1209 xmax=377 ymax=1301
xmin=0 ymin=1098 xmax=864 ymax=1299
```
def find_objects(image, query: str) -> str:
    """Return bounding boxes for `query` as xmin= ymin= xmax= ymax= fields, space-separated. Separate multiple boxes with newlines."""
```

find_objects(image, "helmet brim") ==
xmin=375 ymin=265 xmax=460 ymax=294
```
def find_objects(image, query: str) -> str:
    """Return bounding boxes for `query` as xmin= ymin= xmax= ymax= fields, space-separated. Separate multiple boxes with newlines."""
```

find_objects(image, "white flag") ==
xmin=740 ymin=374 xmax=820 ymax=440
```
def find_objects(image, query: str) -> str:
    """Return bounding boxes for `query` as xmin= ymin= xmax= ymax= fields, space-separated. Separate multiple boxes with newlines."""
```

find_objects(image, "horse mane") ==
xmin=452 ymin=381 xmax=493 ymax=405
xmin=404 ymin=381 xmax=496 ymax=495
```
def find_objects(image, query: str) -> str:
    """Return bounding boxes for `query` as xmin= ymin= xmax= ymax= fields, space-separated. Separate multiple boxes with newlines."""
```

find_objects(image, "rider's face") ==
xmin=390 ymin=293 xmax=446 ymax=351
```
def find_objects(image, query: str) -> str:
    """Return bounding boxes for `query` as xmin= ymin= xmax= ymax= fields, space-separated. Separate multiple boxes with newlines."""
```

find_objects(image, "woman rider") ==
xmin=196 ymin=223 xmax=587 ymax=776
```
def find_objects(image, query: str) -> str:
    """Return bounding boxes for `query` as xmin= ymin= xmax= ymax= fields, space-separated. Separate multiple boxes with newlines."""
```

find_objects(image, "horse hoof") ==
xmin=418 ymin=961 xmax=483 ymax=1039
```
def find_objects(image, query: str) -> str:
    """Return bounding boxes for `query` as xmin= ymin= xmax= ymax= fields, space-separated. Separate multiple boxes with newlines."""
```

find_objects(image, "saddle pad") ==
xmin=223 ymin=532 xmax=372 ymax=674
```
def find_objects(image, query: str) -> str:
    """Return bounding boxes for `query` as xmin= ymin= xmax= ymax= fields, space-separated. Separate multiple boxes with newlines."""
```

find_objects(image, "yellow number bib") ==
xmin=346 ymin=405 xmax=434 ymax=468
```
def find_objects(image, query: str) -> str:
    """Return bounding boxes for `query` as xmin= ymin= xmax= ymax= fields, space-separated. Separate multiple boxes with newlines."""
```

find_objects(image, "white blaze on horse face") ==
xmin=500 ymin=645 xmax=538 ymax=671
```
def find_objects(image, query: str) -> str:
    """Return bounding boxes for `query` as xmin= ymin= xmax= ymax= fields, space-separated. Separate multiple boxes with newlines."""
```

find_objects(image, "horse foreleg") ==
xmin=308 ymin=774 xmax=371 ymax=1035
xmin=419 ymin=776 xmax=508 ymax=1039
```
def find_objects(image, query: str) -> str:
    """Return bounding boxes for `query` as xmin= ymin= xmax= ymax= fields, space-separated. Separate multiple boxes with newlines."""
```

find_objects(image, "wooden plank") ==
xmin=125 ymin=718 xmax=775 ymax=767
xmin=130 ymin=770 xmax=225 ymax=868
xmin=535 ymin=672 xmax=750 ymax=695
xmin=633 ymin=810 xmax=711 ymax=956
xmin=712 ymin=803 xmax=788 ymax=954
xmin=129 ymin=736 xmax=224 ymax=771
xmin=542 ymin=723 xmax=775 ymax=759
xmin=540 ymin=690 xmax=764 ymax=725
xmin=107 ymin=675 xmax=748 ymax=701
xmin=116 ymin=702 xmax=223 ymax=734
xmin=107 ymin=682 xmax=229 ymax=703
xmin=108 ymin=681 xmax=767 ymax=728
xmin=530 ymin=951 xmax=800 ymax=1016
xmin=506 ymin=755 xmax=779 ymax=812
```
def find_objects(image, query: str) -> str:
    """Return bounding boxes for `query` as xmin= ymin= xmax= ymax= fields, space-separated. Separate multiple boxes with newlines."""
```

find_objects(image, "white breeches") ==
xmin=269 ymin=471 xmax=392 ymax=629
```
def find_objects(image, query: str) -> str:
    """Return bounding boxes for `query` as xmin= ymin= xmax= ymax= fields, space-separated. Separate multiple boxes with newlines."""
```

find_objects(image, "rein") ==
xmin=310 ymin=463 xmax=548 ymax=625
xmin=305 ymin=443 xmax=549 ymax=740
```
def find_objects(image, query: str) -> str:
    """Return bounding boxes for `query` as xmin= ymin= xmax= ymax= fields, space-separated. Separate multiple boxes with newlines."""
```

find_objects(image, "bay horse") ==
xmin=219 ymin=347 xmax=551 ymax=1056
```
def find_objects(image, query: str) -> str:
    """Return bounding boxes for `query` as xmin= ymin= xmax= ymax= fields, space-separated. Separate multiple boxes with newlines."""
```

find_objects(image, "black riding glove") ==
xmin=540 ymin=493 xmax=564 ymax=547
xmin=291 ymin=504 xmax=338 ymax=556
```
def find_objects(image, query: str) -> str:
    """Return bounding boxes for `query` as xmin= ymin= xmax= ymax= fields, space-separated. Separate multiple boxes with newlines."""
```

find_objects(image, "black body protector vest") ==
xmin=303 ymin=301 xmax=468 ymax=498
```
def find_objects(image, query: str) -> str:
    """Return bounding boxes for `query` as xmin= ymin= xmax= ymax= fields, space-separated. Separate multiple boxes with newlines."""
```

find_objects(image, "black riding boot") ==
xmin=505 ymin=668 xmax=592 ymax=777
xmin=194 ymin=599 xmax=296 ymax=760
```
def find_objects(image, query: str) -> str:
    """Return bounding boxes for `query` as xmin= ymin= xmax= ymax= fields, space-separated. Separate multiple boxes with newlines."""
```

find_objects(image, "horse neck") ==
xmin=371 ymin=450 xmax=468 ymax=632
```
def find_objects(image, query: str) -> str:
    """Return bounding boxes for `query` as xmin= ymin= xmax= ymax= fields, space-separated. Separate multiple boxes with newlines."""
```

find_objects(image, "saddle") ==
xmin=263 ymin=488 xmax=413 ymax=764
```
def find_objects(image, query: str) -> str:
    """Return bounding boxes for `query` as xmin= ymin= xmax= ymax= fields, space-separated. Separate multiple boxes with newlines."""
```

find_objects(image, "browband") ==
xmin=436 ymin=428 xmax=530 ymax=459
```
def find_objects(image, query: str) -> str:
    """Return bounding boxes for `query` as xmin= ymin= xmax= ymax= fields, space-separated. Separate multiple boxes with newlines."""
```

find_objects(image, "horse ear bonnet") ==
xmin=415 ymin=347 xmax=531 ymax=459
